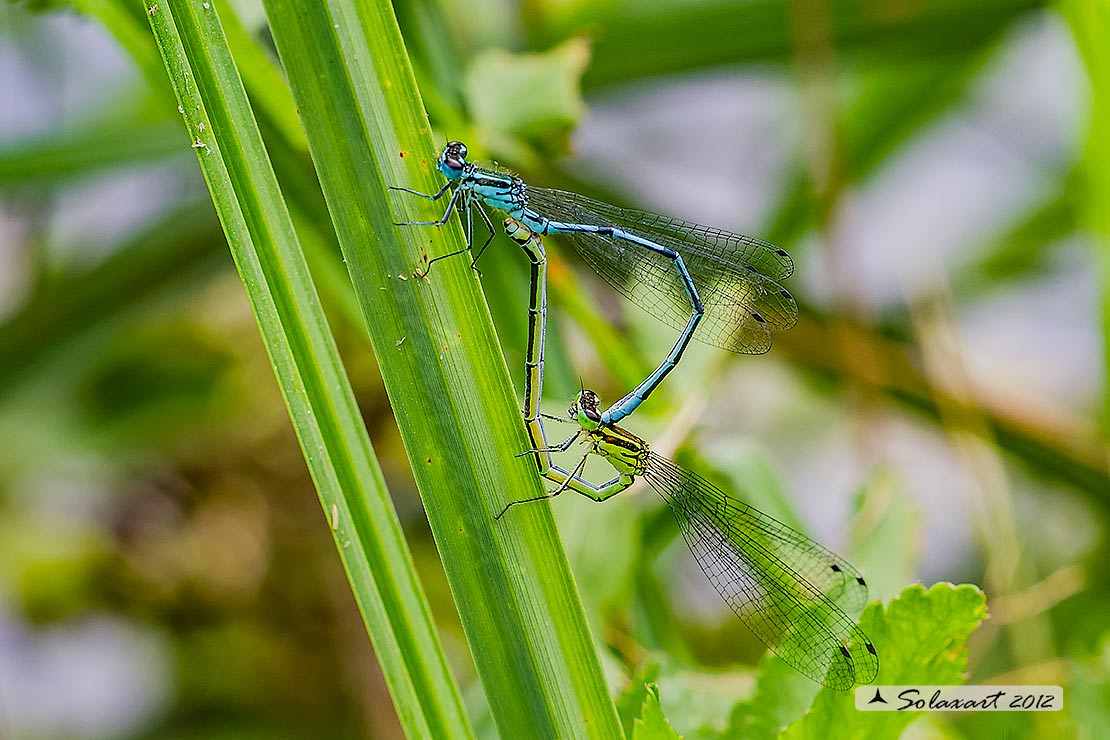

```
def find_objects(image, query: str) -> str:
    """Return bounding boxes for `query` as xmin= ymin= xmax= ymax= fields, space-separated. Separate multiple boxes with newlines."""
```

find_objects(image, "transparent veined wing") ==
xmin=643 ymin=451 xmax=878 ymax=689
xmin=524 ymin=186 xmax=798 ymax=355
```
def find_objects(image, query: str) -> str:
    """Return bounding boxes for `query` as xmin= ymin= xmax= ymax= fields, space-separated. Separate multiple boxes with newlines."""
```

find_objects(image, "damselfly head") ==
xmin=438 ymin=141 xmax=469 ymax=179
xmin=574 ymin=389 xmax=603 ymax=428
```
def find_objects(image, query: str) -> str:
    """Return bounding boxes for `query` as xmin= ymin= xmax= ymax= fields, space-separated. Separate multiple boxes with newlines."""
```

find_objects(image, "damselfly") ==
xmin=503 ymin=387 xmax=878 ymax=690
xmin=500 ymin=218 xmax=874 ymax=688
xmin=392 ymin=141 xmax=798 ymax=425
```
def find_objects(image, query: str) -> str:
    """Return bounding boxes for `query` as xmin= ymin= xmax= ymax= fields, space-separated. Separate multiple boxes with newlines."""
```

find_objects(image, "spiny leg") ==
xmin=497 ymin=456 xmax=586 ymax=520
xmin=393 ymin=186 xmax=461 ymax=228
xmin=393 ymin=186 xmax=488 ymax=279
xmin=499 ymin=442 xmax=636 ymax=518
xmin=414 ymin=201 xmax=499 ymax=279
xmin=388 ymin=182 xmax=451 ymax=201
xmin=514 ymin=430 xmax=582 ymax=458
xmin=467 ymin=203 xmax=498 ymax=276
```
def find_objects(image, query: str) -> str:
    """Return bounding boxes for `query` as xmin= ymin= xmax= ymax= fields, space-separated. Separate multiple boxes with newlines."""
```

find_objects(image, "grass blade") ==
xmin=259 ymin=0 xmax=624 ymax=735
xmin=141 ymin=2 xmax=472 ymax=736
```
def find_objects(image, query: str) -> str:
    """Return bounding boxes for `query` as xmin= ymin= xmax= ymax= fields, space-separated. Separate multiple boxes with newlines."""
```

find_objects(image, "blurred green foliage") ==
xmin=1 ymin=0 xmax=1107 ymax=738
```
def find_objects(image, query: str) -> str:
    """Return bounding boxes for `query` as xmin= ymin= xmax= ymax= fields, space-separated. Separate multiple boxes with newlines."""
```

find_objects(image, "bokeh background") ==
xmin=1 ymin=0 xmax=1107 ymax=738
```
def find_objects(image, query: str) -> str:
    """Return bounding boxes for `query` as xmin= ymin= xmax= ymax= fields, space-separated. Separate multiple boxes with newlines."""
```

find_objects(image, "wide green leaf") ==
xmin=781 ymin=583 xmax=988 ymax=740
xmin=632 ymin=684 xmax=684 ymax=740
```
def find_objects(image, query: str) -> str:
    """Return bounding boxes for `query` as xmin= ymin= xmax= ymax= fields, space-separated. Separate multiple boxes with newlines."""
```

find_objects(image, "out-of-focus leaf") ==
xmin=632 ymin=512 xmax=690 ymax=659
xmin=654 ymin=668 xmax=754 ymax=740
xmin=547 ymin=252 xmax=651 ymax=394
xmin=1062 ymin=0 xmax=1110 ymax=434
xmin=1069 ymin=633 xmax=1110 ymax=740
xmin=529 ymin=0 xmax=1043 ymax=89
xmin=632 ymin=684 xmax=683 ymax=740
xmin=393 ymin=0 xmax=468 ymax=119
xmin=0 ymin=119 xmax=183 ymax=187
xmin=774 ymin=311 xmax=1110 ymax=507
xmin=848 ymin=468 xmax=921 ymax=604
xmin=952 ymin=179 xmax=1076 ymax=296
xmin=0 ymin=202 xmax=223 ymax=396
xmin=728 ymin=656 xmax=820 ymax=740
xmin=706 ymin=439 xmax=806 ymax=533
xmin=70 ymin=0 xmax=168 ymax=93
xmin=75 ymin=320 xmax=234 ymax=434
xmin=464 ymin=38 xmax=590 ymax=159
xmin=767 ymin=53 xmax=996 ymax=248
xmin=780 ymin=583 xmax=988 ymax=740
xmin=0 ymin=518 xmax=112 ymax=622
xmin=557 ymin=483 xmax=640 ymax=633
xmin=9 ymin=0 xmax=71 ymax=12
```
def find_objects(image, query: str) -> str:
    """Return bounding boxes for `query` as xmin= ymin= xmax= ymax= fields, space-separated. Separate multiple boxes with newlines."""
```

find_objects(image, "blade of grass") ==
xmin=78 ymin=0 xmax=341 ymax=246
xmin=141 ymin=2 xmax=473 ymax=737
xmin=259 ymin=0 xmax=623 ymax=735
xmin=6 ymin=0 xmax=363 ymax=419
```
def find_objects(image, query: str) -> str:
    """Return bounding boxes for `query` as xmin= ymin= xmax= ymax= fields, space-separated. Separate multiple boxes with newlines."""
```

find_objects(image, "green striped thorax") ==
xmin=572 ymin=390 xmax=648 ymax=478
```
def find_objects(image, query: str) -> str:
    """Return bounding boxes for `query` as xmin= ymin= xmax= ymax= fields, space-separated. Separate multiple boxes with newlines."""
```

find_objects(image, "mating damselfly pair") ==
xmin=393 ymin=142 xmax=877 ymax=690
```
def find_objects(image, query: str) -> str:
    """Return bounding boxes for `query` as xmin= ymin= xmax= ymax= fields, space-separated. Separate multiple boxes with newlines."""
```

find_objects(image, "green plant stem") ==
xmin=142 ymin=2 xmax=472 ymax=737
xmin=258 ymin=0 xmax=623 ymax=736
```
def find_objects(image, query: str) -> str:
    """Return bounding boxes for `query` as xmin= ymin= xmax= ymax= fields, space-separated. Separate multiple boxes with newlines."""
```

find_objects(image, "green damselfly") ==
xmin=500 ymin=218 xmax=876 ymax=689
xmin=509 ymin=387 xmax=878 ymax=690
